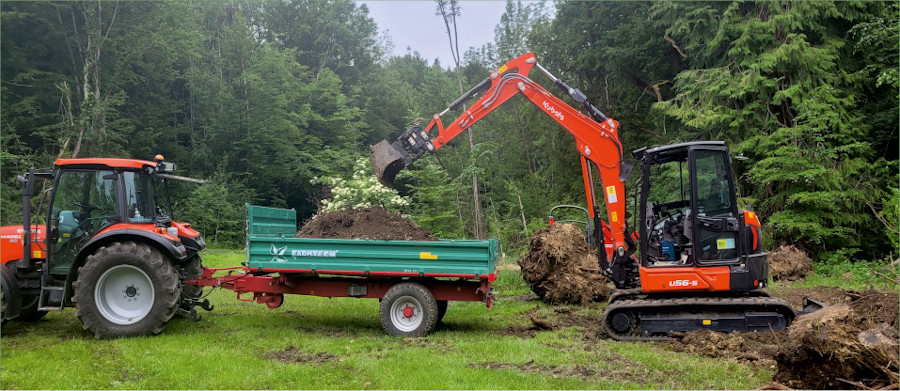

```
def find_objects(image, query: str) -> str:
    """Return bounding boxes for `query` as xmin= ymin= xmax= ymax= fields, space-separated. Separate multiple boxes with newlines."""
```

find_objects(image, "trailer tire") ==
xmin=73 ymin=242 xmax=181 ymax=339
xmin=436 ymin=300 xmax=448 ymax=324
xmin=379 ymin=282 xmax=438 ymax=337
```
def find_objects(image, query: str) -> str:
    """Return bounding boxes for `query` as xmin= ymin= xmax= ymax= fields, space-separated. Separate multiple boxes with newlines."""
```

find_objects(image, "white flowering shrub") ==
xmin=312 ymin=157 xmax=410 ymax=212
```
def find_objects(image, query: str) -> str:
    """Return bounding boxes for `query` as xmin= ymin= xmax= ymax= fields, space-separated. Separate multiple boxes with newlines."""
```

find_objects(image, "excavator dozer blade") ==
xmin=370 ymin=140 xmax=407 ymax=187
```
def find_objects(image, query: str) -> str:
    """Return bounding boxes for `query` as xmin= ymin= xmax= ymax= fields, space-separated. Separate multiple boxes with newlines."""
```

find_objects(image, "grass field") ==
xmin=1 ymin=248 xmax=885 ymax=389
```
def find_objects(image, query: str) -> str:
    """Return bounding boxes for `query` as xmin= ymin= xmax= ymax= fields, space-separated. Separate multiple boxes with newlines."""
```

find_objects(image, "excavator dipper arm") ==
xmin=371 ymin=52 xmax=636 ymax=284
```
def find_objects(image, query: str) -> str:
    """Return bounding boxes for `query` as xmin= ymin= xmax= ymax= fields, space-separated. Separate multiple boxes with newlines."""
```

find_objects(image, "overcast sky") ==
xmin=359 ymin=1 xmax=510 ymax=67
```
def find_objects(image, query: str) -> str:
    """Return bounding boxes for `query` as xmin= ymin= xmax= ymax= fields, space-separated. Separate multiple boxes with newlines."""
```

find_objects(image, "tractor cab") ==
xmin=45 ymin=156 xmax=195 ymax=275
xmin=633 ymin=142 xmax=744 ymax=269
xmin=2 ymin=155 xmax=208 ymax=335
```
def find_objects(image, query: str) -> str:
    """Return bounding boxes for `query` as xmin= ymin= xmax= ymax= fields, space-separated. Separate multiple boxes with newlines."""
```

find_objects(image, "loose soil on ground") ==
xmin=263 ymin=346 xmax=339 ymax=364
xmin=517 ymin=224 xmax=613 ymax=304
xmin=502 ymin=282 xmax=898 ymax=389
xmin=297 ymin=207 xmax=435 ymax=241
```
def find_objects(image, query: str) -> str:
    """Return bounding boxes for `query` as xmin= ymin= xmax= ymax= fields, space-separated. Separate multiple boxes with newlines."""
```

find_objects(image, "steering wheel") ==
xmin=74 ymin=201 xmax=100 ymax=212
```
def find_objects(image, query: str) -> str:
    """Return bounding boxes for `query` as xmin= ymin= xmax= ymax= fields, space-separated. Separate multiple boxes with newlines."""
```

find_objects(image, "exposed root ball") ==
xmin=298 ymin=207 xmax=435 ymax=241
xmin=667 ymin=288 xmax=899 ymax=390
xmin=517 ymin=224 xmax=612 ymax=304
xmin=775 ymin=302 xmax=899 ymax=389
xmin=768 ymin=245 xmax=812 ymax=281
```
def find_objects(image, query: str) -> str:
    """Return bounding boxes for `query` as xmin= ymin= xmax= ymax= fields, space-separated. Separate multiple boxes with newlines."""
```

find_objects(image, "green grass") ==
xmin=1 ymin=249 xmax=772 ymax=390
xmin=792 ymin=258 xmax=898 ymax=291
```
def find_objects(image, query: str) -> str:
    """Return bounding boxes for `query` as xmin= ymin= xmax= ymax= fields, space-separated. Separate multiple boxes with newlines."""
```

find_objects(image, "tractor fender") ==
xmin=63 ymin=229 xmax=189 ymax=306
xmin=2 ymin=263 xmax=22 ymax=320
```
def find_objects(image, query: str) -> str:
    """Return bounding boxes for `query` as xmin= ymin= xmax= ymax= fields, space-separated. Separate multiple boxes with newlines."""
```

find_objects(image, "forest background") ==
xmin=2 ymin=0 xmax=897 ymax=264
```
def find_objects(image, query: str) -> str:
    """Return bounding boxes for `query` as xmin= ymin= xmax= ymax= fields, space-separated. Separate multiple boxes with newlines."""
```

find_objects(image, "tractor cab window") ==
xmin=153 ymin=176 xmax=172 ymax=219
xmin=49 ymin=170 xmax=118 ymax=273
xmin=124 ymin=171 xmax=158 ymax=223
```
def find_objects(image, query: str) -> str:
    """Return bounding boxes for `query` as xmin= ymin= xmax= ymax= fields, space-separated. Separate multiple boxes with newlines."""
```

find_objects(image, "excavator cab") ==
xmin=635 ymin=142 xmax=744 ymax=269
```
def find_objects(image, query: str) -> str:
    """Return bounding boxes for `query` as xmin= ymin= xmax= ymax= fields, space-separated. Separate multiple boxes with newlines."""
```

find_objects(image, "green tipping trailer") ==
xmin=190 ymin=205 xmax=498 ymax=336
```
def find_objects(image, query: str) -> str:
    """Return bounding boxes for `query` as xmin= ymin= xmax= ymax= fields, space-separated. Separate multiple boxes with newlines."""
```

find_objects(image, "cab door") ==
xmin=48 ymin=170 xmax=120 ymax=274
xmin=689 ymin=147 xmax=741 ymax=264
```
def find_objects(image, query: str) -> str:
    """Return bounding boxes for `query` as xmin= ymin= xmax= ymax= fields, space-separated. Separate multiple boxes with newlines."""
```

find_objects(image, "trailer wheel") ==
xmin=436 ymin=300 xmax=448 ymax=324
xmin=379 ymin=282 xmax=438 ymax=337
xmin=73 ymin=242 xmax=181 ymax=339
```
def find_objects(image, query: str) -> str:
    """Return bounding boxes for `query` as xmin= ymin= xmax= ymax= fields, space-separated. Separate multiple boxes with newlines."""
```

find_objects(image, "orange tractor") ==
xmin=1 ymin=156 xmax=210 ymax=338
xmin=372 ymin=52 xmax=822 ymax=340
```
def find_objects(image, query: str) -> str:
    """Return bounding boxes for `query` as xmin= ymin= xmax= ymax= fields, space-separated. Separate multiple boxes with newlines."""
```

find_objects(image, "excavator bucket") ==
xmin=370 ymin=140 xmax=408 ymax=187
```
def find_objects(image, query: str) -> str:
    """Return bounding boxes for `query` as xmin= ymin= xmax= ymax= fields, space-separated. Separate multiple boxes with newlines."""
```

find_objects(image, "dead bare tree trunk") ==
xmin=437 ymin=0 xmax=484 ymax=239
xmin=58 ymin=0 xmax=119 ymax=158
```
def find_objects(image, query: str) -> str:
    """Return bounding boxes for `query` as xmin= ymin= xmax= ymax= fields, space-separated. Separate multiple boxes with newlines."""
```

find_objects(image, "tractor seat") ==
xmin=57 ymin=210 xmax=86 ymax=244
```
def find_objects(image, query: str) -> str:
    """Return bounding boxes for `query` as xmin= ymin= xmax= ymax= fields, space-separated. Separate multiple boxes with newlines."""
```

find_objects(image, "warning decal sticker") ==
xmin=606 ymin=186 xmax=618 ymax=204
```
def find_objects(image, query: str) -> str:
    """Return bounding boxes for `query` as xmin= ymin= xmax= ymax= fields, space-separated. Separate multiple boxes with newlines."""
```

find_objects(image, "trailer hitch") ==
xmin=176 ymin=297 xmax=214 ymax=322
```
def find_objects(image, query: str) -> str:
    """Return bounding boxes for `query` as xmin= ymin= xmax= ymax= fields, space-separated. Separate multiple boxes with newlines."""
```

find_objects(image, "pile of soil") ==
xmin=668 ymin=288 xmax=900 ymax=390
xmin=768 ymin=245 xmax=812 ymax=281
xmin=517 ymin=224 xmax=613 ymax=304
xmin=297 ymin=207 xmax=436 ymax=241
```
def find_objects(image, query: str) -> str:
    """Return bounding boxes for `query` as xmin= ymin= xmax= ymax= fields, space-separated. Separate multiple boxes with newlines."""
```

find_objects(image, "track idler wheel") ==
xmin=610 ymin=312 xmax=636 ymax=334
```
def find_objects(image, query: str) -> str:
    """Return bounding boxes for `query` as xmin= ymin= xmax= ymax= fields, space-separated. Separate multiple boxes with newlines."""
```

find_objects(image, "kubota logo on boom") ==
xmin=668 ymin=279 xmax=699 ymax=287
xmin=542 ymin=101 xmax=564 ymax=121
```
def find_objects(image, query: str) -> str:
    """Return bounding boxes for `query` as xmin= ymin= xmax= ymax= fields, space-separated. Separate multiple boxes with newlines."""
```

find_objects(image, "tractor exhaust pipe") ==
xmin=370 ymin=140 xmax=409 ymax=187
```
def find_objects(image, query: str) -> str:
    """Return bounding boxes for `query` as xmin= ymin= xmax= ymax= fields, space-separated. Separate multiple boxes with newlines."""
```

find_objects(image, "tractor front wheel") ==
xmin=73 ymin=242 xmax=181 ymax=339
xmin=16 ymin=295 xmax=47 ymax=321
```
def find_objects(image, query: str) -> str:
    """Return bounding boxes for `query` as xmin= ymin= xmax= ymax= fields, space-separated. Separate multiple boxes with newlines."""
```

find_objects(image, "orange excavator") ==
xmin=371 ymin=52 xmax=822 ymax=340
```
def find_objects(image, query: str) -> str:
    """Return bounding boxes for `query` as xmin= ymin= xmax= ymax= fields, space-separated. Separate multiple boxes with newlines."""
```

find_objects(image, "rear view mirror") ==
xmin=157 ymin=162 xmax=176 ymax=173
xmin=18 ymin=169 xmax=34 ymax=197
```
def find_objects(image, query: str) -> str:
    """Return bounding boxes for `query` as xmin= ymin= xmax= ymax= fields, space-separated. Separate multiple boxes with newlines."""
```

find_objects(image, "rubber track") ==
xmin=602 ymin=296 xmax=796 ymax=342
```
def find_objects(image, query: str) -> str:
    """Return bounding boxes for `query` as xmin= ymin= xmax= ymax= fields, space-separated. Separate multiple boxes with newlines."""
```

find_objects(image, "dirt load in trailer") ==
xmin=188 ymin=205 xmax=497 ymax=336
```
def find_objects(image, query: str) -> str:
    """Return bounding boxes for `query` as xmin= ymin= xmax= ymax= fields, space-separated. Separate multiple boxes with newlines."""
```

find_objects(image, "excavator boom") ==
xmin=371 ymin=52 xmax=634 ymax=282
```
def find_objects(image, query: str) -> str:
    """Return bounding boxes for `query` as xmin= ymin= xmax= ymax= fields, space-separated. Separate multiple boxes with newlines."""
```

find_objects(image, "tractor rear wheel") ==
xmin=73 ymin=242 xmax=181 ymax=339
